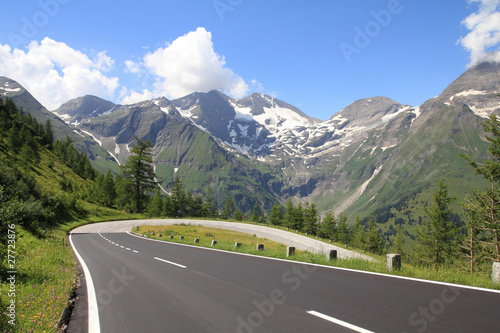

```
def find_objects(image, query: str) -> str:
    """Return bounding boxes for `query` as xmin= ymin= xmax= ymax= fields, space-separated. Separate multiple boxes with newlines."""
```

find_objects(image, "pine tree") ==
xmin=284 ymin=198 xmax=295 ymax=228
xmin=366 ymin=216 xmax=385 ymax=254
xmin=351 ymin=217 xmax=366 ymax=250
xmin=171 ymin=176 xmax=186 ymax=217
xmin=101 ymin=171 xmax=116 ymax=207
xmin=269 ymin=204 xmax=284 ymax=225
xmin=460 ymin=199 xmax=484 ymax=274
xmin=233 ymin=208 xmax=244 ymax=221
xmin=121 ymin=137 xmax=158 ymax=213
xmin=258 ymin=211 xmax=267 ymax=224
xmin=148 ymin=191 xmax=164 ymax=217
xmin=392 ymin=226 xmax=406 ymax=258
xmin=319 ymin=211 xmax=337 ymax=239
xmin=461 ymin=114 xmax=500 ymax=264
xmin=336 ymin=213 xmax=351 ymax=244
xmin=250 ymin=203 xmax=260 ymax=222
xmin=221 ymin=196 xmax=235 ymax=220
xmin=184 ymin=190 xmax=194 ymax=216
xmin=416 ymin=180 xmax=457 ymax=269
xmin=191 ymin=194 xmax=204 ymax=217
xmin=43 ymin=119 xmax=54 ymax=149
xmin=303 ymin=203 xmax=318 ymax=235
xmin=7 ymin=125 xmax=21 ymax=153
xmin=163 ymin=194 xmax=174 ymax=217
xmin=202 ymin=186 xmax=218 ymax=218
xmin=115 ymin=175 xmax=135 ymax=212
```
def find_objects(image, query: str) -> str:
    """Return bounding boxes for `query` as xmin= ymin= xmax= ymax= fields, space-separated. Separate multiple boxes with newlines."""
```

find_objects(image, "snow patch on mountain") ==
xmin=176 ymin=105 xmax=197 ymax=118
xmin=0 ymin=87 xmax=21 ymax=93
xmin=469 ymin=103 xmax=500 ymax=118
xmin=81 ymin=130 xmax=102 ymax=146
xmin=450 ymin=89 xmax=489 ymax=100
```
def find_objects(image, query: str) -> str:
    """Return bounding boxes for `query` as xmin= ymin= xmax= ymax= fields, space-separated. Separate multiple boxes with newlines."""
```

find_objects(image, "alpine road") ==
xmin=67 ymin=220 xmax=500 ymax=333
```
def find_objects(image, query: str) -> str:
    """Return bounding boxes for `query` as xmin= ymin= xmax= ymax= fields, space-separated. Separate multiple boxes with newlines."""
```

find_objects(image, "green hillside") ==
xmin=0 ymin=97 xmax=138 ymax=331
xmin=336 ymin=102 xmax=491 ymax=245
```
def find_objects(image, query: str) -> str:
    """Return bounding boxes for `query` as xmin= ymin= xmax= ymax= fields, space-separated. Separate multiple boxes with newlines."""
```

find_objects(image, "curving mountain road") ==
xmin=68 ymin=219 xmax=500 ymax=333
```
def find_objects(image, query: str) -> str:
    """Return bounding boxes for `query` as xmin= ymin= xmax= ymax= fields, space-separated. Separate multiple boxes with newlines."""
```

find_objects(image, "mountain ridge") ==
xmin=2 ymin=61 xmax=500 ymax=238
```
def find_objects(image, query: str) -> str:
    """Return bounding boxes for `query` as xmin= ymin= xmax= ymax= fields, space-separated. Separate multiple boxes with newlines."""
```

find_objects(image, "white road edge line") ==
xmin=69 ymin=232 xmax=100 ymax=333
xmin=307 ymin=311 xmax=375 ymax=333
xmin=154 ymin=257 xmax=187 ymax=268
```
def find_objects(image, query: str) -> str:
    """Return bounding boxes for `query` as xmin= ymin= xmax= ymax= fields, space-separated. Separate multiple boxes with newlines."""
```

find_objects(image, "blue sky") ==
xmin=1 ymin=0 xmax=499 ymax=120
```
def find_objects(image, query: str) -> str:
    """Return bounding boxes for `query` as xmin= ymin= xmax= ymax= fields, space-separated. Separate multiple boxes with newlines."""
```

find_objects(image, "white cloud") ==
xmin=119 ymin=87 xmax=154 ymax=105
xmin=0 ymin=29 xmax=254 ymax=109
xmin=124 ymin=60 xmax=142 ymax=74
xmin=459 ymin=0 xmax=500 ymax=66
xmin=0 ymin=37 xmax=119 ymax=110
xmin=138 ymin=27 xmax=249 ymax=99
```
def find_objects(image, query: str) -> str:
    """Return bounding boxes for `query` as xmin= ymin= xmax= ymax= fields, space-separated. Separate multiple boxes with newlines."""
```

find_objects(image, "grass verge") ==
xmin=0 ymin=210 xmax=144 ymax=333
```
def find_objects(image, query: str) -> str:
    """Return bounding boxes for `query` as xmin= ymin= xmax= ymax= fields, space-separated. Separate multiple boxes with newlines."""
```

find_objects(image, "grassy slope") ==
xmin=332 ymin=104 xmax=490 ymax=244
xmin=155 ymin=123 xmax=281 ymax=211
xmin=0 ymin=144 xmax=140 ymax=332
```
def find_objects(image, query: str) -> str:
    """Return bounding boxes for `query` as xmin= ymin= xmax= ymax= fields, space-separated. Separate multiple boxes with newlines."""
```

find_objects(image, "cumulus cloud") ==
xmin=0 ymin=29 xmax=254 ymax=108
xmin=459 ymin=0 xmax=500 ymax=66
xmin=119 ymin=87 xmax=154 ymax=105
xmin=124 ymin=60 xmax=142 ymax=74
xmin=125 ymin=27 xmax=249 ymax=101
xmin=0 ymin=37 xmax=119 ymax=110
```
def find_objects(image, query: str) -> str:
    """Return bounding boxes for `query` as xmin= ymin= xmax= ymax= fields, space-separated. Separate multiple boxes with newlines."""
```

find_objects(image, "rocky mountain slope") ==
xmin=0 ymin=77 xmax=120 ymax=174
xmin=3 ymin=61 xmax=500 ymax=233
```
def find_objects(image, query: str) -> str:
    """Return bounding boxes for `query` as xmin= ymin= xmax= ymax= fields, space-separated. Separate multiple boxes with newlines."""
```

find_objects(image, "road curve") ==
xmin=106 ymin=219 xmax=375 ymax=260
xmin=68 ymin=219 xmax=500 ymax=333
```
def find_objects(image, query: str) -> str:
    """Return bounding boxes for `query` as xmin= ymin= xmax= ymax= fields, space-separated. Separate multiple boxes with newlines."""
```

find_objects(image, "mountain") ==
xmin=3 ymin=61 xmax=500 ymax=240
xmin=54 ymin=95 xmax=117 ymax=124
xmin=0 ymin=77 xmax=120 ymax=174
xmin=66 ymin=95 xmax=283 ymax=211
xmin=171 ymin=91 xmax=319 ymax=156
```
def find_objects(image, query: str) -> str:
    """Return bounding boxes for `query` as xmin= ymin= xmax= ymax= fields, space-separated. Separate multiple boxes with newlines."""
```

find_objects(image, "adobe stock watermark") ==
xmin=401 ymin=287 xmax=461 ymax=333
xmin=236 ymin=263 xmax=317 ymax=333
xmin=96 ymin=267 xmax=136 ymax=306
xmin=7 ymin=0 xmax=71 ymax=49
xmin=213 ymin=0 xmax=243 ymax=21
xmin=340 ymin=0 xmax=407 ymax=64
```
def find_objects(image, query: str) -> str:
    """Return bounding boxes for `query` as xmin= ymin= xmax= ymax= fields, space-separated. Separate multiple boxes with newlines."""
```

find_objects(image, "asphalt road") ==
xmin=68 ymin=220 xmax=500 ymax=333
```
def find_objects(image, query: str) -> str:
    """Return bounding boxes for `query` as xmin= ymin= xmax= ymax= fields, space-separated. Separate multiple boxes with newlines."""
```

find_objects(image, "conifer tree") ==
xmin=319 ymin=211 xmax=337 ymax=239
xmin=351 ymin=217 xmax=366 ymax=250
xmin=415 ymin=180 xmax=457 ymax=269
xmin=148 ymin=191 xmax=164 ymax=217
xmin=462 ymin=114 xmax=500 ymax=264
xmin=366 ymin=216 xmax=385 ymax=254
xmin=121 ymin=137 xmax=158 ymax=213
xmin=336 ymin=213 xmax=351 ymax=244
xmin=115 ymin=175 xmax=135 ymax=212
xmin=284 ymin=198 xmax=295 ymax=227
xmin=43 ymin=119 xmax=54 ymax=149
xmin=392 ymin=226 xmax=406 ymax=258
xmin=202 ymin=186 xmax=218 ymax=218
xmin=269 ymin=204 xmax=284 ymax=225
xmin=221 ymin=196 xmax=235 ymax=220
xmin=303 ymin=203 xmax=318 ymax=235
xmin=171 ymin=176 xmax=186 ymax=217
xmin=233 ymin=208 xmax=244 ymax=221
xmin=7 ymin=125 xmax=21 ymax=153
xmin=191 ymin=194 xmax=204 ymax=217
xmin=250 ymin=203 xmax=260 ymax=222
xmin=101 ymin=170 xmax=116 ymax=207
xmin=164 ymin=194 xmax=174 ymax=217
